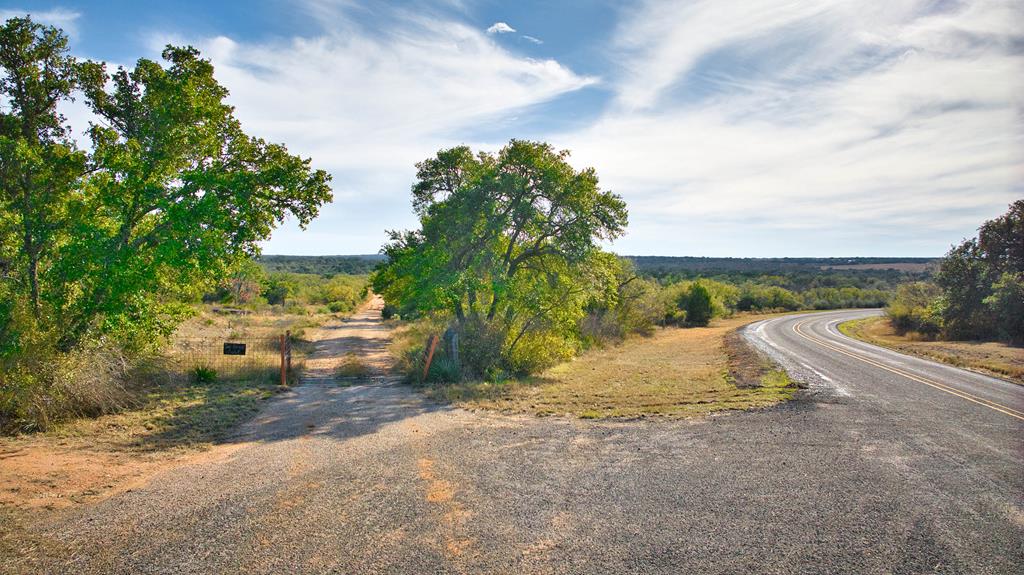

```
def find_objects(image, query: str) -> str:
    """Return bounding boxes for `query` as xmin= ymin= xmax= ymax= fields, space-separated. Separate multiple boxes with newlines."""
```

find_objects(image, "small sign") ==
xmin=223 ymin=342 xmax=246 ymax=356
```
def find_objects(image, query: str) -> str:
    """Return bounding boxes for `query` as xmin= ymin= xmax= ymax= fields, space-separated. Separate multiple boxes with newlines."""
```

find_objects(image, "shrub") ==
xmin=1 ymin=341 xmax=142 ymax=433
xmin=426 ymin=357 xmax=461 ymax=383
xmin=685 ymin=283 xmax=714 ymax=326
xmin=192 ymin=366 xmax=218 ymax=383
xmin=887 ymin=282 xmax=943 ymax=337
xmin=327 ymin=301 xmax=352 ymax=313
xmin=457 ymin=318 xmax=505 ymax=378
xmin=336 ymin=354 xmax=371 ymax=378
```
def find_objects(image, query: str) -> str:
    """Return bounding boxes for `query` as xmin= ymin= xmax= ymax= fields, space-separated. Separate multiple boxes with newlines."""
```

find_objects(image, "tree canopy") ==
xmin=0 ymin=17 xmax=332 ymax=354
xmin=373 ymin=140 xmax=628 ymax=375
xmin=933 ymin=200 xmax=1024 ymax=342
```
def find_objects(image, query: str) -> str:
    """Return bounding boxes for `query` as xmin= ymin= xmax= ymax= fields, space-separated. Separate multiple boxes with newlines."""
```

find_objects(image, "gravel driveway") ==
xmin=8 ymin=308 xmax=1023 ymax=574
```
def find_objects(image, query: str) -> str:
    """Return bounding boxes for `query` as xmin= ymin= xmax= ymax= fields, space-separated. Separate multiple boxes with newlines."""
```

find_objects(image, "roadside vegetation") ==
xmin=839 ymin=316 xmax=1024 ymax=385
xmin=372 ymin=141 xmax=819 ymax=418
xmin=840 ymin=201 xmax=1023 ymax=377
xmin=0 ymin=17 xmax=336 ymax=434
xmin=423 ymin=314 xmax=799 ymax=418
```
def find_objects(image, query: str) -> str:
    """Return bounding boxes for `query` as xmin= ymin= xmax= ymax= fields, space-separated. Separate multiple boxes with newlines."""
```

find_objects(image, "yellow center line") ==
xmin=791 ymin=318 xmax=1024 ymax=421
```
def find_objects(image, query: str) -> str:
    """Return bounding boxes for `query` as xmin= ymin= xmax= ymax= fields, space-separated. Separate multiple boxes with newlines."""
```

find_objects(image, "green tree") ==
xmin=684 ymin=282 xmax=713 ymax=326
xmin=0 ymin=17 xmax=333 ymax=352
xmin=374 ymin=140 xmax=628 ymax=375
xmin=54 ymin=46 xmax=331 ymax=348
xmin=984 ymin=272 xmax=1024 ymax=343
xmin=0 ymin=17 xmax=87 ymax=316
xmin=935 ymin=200 xmax=1023 ymax=341
xmin=886 ymin=281 xmax=943 ymax=337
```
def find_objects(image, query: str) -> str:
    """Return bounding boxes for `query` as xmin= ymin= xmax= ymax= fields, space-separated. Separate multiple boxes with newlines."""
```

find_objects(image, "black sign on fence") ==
xmin=223 ymin=342 xmax=247 ymax=356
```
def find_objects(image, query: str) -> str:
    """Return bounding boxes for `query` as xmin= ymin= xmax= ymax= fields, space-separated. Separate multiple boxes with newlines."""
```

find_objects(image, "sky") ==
xmin=2 ymin=0 xmax=1022 ymax=257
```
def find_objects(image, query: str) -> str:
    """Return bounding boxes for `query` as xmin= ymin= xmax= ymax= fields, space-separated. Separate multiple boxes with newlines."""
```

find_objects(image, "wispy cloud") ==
xmin=522 ymin=34 xmax=543 ymax=44
xmin=143 ymin=7 xmax=595 ymax=252
xmin=0 ymin=7 xmax=81 ymax=37
xmin=486 ymin=22 xmax=515 ymax=34
xmin=557 ymin=0 xmax=1024 ymax=255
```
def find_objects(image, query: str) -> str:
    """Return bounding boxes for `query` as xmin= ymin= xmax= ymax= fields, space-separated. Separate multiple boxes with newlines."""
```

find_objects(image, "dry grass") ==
xmin=427 ymin=314 xmax=798 ymax=418
xmin=335 ymin=353 xmax=372 ymax=379
xmin=840 ymin=316 xmax=1024 ymax=384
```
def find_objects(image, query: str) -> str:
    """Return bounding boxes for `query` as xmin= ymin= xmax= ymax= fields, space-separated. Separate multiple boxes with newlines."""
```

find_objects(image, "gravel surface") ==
xmin=8 ymin=309 xmax=1023 ymax=574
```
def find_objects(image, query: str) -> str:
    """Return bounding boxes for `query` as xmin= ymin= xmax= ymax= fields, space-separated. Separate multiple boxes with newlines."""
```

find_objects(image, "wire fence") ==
xmin=168 ymin=334 xmax=294 ymax=384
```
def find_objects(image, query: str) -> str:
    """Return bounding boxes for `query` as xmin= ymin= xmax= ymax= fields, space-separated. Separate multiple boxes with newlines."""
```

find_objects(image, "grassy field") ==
xmin=839 ymin=316 xmax=1024 ymax=384
xmin=425 ymin=314 xmax=798 ymax=418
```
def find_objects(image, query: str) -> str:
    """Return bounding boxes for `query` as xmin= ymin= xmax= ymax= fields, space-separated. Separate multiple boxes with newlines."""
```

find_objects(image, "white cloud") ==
xmin=522 ymin=35 xmax=543 ymax=44
xmin=555 ymin=0 xmax=1024 ymax=255
xmin=0 ymin=7 xmax=81 ymax=37
xmin=148 ymin=10 xmax=595 ymax=253
xmin=486 ymin=22 xmax=516 ymax=34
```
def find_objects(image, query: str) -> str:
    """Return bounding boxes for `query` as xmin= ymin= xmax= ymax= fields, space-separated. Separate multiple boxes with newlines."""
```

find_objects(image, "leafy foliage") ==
xmin=934 ymin=200 xmax=1024 ymax=342
xmin=886 ymin=282 xmax=943 ymax=337
xmin=684 ymin=282 xmax=714 ymax=326
xmin=373 ymin=140 xmax=628 ymax=377
xmin=0 ymin=18 xmax=332 ymax=431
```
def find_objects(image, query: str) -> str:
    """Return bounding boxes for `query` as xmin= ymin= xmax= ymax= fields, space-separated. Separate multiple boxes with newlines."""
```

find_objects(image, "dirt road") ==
xmin=6 ymin=307 xmax=1023 ymax=574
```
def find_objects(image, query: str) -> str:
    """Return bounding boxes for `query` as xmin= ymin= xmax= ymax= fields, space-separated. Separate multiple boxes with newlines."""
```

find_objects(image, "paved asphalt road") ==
xmin=10 ymin=310 xmax=1024 ymax=574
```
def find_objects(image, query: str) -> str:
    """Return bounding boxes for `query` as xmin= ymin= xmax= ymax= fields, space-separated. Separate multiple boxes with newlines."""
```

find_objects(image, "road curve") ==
xmin=744 ymin=309 xmax=1024 ymax=439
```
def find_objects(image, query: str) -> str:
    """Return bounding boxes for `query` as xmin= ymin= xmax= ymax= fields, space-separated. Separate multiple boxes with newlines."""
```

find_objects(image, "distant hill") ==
xmin=258 ymin=254 xmax=938 ymax=283
xmin=627 ymin=256 xmax=937 ymax=275
xmin=258 ymin=254 xmax=385 ymax=275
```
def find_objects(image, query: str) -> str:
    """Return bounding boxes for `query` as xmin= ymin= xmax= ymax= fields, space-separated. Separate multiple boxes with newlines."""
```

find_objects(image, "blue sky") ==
xmin=3 ymin=0 xmax=1022 ymax=256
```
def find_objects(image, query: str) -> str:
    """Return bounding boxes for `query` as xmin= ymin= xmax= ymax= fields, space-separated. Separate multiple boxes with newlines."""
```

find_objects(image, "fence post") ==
xmin=285 ymin=330 xmax=292 ymax=374
xmin=280 ymin=333 xmax=287 ymax=387
xmin=422 ymin=334 xmax=439 ymax=382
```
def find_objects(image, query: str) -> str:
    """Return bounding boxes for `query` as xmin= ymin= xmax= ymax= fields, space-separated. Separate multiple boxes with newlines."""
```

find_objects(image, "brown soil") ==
xmin=0 ymin=439 xmax=244 ymax=511
xmin=0 ymin=297 xmax=392 ymax=514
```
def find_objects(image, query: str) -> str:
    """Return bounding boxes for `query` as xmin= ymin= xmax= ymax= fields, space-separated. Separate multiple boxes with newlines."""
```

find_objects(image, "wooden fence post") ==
xmin=280 ymin=333 xmax=287 ymax=387
xmin=422 ymin=334 xmax=440 ymax=382
xmin=285 ymin=330 xmax=292 ymax=374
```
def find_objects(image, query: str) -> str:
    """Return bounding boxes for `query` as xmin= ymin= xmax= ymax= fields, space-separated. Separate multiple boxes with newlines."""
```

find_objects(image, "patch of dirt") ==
xmin=0 ymin=439 xmax=243 ymax=511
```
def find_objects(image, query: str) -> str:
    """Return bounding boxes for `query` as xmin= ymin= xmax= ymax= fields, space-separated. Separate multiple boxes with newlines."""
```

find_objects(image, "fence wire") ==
xmin=169 ymin=336 xmax=290 ymax=382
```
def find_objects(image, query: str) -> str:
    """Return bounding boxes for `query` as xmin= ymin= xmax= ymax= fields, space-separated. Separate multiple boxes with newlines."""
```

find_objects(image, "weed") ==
xmin=192 ymin=366 xmax=218 ymax=383
xmin=336 ymin=354 xmax=371 ymax=379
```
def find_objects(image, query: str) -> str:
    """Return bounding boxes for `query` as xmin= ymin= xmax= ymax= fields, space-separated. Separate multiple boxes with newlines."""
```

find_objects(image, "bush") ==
xmin=457 ymin=318 xmax=505 ymax=378
xmin=327 ymin=301 xmax=352 ymax=313
xmin=887 ymin=282 xmax=943 ymax=337
xmin=1 ymin=342 xmax=142 ymax=433
xmin=426 ymin=357 xmax=461 ymax=383
xmin=381 ymin=303 xmax=399 ymax=320
xmin=503 ymin=330 xmax=578 ymax=375
xmin=685 ymin=282 xmax=714 ymax=326
xmin=191 ymin=366 xmax=218 ymax=383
